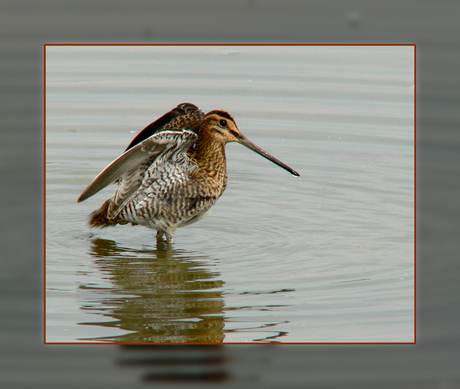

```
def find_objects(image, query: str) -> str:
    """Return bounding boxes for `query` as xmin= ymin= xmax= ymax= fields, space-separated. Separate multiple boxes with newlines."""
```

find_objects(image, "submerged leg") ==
xmin=165 ymin=233 xmax=174 ymax=244
xmin=164 ymin=227 xmax=176 ymax=244
xmin=156 ymin=230 xmax=174 ymax=245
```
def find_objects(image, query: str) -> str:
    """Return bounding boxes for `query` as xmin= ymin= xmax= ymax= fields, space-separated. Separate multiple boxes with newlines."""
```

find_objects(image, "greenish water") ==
xmin=45 ymin=45 xmax=414 ymax=343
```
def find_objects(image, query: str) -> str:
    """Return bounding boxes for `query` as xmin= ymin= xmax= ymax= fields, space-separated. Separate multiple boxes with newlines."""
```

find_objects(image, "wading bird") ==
xmin=78 ymin=103 xmax=299 ymax=243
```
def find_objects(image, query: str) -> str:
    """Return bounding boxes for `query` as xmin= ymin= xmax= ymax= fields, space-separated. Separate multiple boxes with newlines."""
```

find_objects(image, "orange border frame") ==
xmin=44 ymin=43 xmax=416 ymax=345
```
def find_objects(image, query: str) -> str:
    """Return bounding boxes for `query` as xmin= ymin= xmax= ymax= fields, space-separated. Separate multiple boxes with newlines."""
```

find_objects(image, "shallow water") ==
xmin=45 ymin=45 xmax=414 ymax=343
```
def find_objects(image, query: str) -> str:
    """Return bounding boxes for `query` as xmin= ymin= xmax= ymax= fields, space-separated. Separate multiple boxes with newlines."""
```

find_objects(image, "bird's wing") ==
xmin=124 ymin=103 xmax=204 ymax=151
xmin=77 ymin=130 xmax=198 ymax=212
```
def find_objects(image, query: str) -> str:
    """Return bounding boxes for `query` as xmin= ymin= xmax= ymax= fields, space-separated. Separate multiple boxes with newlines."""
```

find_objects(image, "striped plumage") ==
xmin=78 ymin=103 xmax=299 ymax=243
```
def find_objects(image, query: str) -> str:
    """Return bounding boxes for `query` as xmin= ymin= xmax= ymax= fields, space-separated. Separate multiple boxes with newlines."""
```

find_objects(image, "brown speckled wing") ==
xmin=77 ymin=129 xmax=198 ymax=206
xmin=124 ymin=103 xmax=205 ymax=151
xmin=78 ymin=103 xmax=205 ymax=205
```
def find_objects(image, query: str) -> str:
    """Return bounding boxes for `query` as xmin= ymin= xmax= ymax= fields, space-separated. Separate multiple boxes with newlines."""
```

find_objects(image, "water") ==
xmin=45 ymin=45 xmax=414 ymax=343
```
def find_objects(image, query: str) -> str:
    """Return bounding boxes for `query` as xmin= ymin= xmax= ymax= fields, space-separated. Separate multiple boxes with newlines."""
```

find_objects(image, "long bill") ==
xmin=237 ymin=135 xmax=300 ymax=177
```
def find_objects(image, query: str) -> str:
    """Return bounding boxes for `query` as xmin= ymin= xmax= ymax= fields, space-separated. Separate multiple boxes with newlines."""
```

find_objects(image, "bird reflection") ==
xmin=79 ymin=237 xmax=225 ymax=343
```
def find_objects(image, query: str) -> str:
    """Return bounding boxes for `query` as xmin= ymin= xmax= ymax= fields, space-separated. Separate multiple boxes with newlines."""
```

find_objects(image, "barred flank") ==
xmin=89 ymin=199 xmax=120 ymax=228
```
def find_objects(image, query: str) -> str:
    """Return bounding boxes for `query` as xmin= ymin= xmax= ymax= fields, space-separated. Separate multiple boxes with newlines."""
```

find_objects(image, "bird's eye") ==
xmin=219 ymin=119 xmax=227 ymax=127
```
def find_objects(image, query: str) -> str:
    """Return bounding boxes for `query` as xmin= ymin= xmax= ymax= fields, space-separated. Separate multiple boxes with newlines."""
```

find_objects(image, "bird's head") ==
xmin=202 ymin=110 xmax=299 ymax=177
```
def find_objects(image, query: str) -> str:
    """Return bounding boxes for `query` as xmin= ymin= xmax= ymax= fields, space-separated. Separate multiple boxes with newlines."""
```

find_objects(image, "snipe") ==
xmin=78 ymin=103 xmax=299 ymax=243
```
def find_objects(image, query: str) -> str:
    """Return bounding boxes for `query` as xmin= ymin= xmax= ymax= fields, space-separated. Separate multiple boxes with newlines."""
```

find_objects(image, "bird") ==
xmin=77 ymin=103 xmax=299 ymax=244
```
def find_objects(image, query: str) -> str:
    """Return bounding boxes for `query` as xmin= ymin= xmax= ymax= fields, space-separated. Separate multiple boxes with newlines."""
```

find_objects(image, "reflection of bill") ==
xmin=80 ymin=238 xmax=225 ymax=344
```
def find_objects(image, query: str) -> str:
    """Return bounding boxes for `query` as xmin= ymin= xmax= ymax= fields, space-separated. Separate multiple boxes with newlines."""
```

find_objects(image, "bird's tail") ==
xmin=89 ymin=199 xmax=124 ymax=228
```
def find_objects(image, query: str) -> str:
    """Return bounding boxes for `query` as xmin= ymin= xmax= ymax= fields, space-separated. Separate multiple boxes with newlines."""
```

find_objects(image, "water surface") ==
xmin=45 ymin=45 xmax=414 ymax=343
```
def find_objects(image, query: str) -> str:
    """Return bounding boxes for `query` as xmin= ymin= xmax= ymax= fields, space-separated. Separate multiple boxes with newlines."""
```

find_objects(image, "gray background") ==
xmin=1 ymin=0 xmax=458 ymax=387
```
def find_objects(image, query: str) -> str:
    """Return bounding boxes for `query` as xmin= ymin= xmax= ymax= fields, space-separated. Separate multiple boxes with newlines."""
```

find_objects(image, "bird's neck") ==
xmin=190 ymin=132 xmax=228 ymax=195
